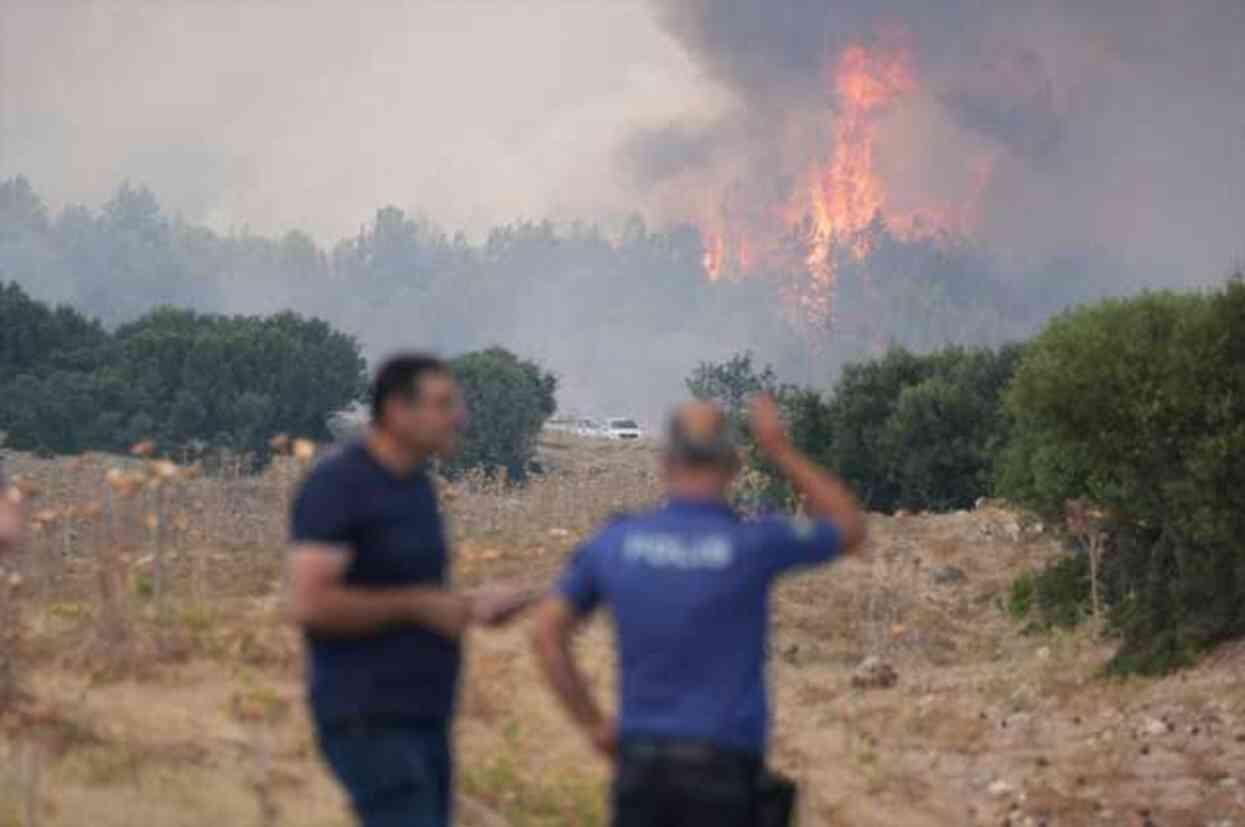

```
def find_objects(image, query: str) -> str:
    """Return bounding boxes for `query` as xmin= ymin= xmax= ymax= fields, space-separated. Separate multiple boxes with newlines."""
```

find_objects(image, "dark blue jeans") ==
xmin=315 ymin=716 xmax=453 ymax=827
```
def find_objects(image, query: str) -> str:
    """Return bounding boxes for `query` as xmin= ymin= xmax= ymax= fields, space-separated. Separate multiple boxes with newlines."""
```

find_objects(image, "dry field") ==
xmin=1 ymin=434 xmax=1243 ymax=827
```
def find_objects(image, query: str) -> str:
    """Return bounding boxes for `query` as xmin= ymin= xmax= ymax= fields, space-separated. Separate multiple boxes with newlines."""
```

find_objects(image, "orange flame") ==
xmin=792 ymin=39 xmax=916 ymax=325
xmin=693 ymin=34 xmax=985 ymax=333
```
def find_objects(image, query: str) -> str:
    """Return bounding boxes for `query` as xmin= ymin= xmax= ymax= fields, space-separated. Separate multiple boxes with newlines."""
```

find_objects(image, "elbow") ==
xmin=530 ymin=619 xmax=557 ymax=663
xmin=530 ymin=614 xmax=572 ymax=671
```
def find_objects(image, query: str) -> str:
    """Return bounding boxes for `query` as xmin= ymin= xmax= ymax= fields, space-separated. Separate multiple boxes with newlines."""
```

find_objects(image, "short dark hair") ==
xmin=370 ymin=353 xmax=449 ymax=423
xmin=665 ymin=406 xmax=739 ymax=471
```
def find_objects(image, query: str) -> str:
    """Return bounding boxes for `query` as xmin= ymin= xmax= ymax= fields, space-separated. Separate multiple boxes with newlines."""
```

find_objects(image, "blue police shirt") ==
xmin=290 ymin=441 xmax=460 ymax=724
xmin=557 ymin=499 xmax=840 ymax=756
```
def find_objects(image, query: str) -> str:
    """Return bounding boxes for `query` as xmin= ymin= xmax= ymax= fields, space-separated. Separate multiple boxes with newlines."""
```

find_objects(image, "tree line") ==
xmin=0 ymin=284 xmax=556 ymax=479
xmin=1 ymin=175 xmax=1084 ymax=415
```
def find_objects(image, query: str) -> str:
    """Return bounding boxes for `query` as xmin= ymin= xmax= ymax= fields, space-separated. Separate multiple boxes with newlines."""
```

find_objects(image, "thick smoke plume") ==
xmin=632 ymin=0 xmax=1245 ymax=289
xmin=3 ymin=1 xmax=1243 ymax=422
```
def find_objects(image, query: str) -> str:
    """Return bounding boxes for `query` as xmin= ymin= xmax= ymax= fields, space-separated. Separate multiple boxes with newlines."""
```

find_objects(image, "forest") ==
xmin=1 ymin=175 xmax=1093 ymax=417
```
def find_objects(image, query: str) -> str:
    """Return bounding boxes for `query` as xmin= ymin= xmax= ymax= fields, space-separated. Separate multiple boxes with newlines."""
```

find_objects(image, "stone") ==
xmin=932 ymin=565 xmax=967 ymax=585
xmin=987 ymin=779 xmax=1015 ymax=797
xmin=851 ymin=656 xmax=899 ymax=690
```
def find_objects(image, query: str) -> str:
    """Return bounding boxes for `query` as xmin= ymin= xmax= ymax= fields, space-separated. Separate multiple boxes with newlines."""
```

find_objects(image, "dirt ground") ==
xmin=1 ymin=438 xmax=1243 ymax=826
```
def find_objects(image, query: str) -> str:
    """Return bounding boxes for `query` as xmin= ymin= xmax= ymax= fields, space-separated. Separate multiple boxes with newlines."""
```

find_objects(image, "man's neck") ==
xmin=666 ymin=480 xmax=729 ymax=504
xmin=365 ymin=428 xmax=429 ymax=476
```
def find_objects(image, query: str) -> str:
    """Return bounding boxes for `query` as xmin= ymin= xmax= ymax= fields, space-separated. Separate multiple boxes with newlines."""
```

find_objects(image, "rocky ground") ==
xmin=1 ymin=440 xmax=1242 ymax=826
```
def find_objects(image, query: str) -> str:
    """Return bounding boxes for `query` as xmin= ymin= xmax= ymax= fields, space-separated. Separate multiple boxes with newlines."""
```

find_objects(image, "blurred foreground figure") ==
xmin=288 ymin=354 xmax=533 ymax=827
xmin=532 ymin=395 xmax=867 ymax=826
xmin=0 ymin=460 xmax=22 ymax=555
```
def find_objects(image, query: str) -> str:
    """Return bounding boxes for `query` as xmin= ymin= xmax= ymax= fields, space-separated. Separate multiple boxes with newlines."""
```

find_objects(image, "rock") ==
xmin=851 ymin=656 xmax=898 ymax=690
xmin=931 ymin=565 xmax=966 ymax=585
xmin=1142 ymin=717 xmax=1167 ymax=737
xmin=987 ymin=779 xmax=1015 ymax=797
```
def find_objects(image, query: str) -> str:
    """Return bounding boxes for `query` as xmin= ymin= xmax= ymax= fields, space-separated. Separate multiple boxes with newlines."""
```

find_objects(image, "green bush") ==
xmin=687 ymin=345 xmax=1020 ymax=513
xmin=1031 ymin=553 xmax=1092 ymax=630
xmin=997 ymin=279 xmax=1245 ymax=674
xmin=0 ymin=283 xmax=367 ymax=461
xmin=1006 ymin=573 xmax=1035 ymax=621
xmin=449 ymin=347 xmax=557 ymax=481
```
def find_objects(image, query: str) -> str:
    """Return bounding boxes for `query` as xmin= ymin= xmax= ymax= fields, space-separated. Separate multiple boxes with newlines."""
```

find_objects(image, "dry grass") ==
xmin=1 ymin=435 xmax=1244 ymax=826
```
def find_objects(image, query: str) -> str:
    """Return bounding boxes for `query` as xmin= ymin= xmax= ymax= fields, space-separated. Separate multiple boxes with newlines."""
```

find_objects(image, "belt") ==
xmin=619 ymin=737 xmax=762 ymax=770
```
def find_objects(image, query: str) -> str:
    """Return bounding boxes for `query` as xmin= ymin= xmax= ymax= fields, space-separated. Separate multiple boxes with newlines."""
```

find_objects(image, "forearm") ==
xmin=770 ymin=444 xmax=867 ymax=550
xmin=534 ymin=632 xmax=606 ymax=732
xmin=296 ymin=585 xmax=469 ymax=639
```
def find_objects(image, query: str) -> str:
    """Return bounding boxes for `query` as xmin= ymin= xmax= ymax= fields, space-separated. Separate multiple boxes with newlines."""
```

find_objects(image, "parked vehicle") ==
xmin=604 ymin=418 xmax=644 ymax=441
xmin=575 ymin=418 xmax=607 ymax=438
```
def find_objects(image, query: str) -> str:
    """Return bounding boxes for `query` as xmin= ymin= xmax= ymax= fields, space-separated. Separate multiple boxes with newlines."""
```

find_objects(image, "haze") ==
xmin=2 ymin=1 xmax=718 ymax=241
xmin=3 ymin=0 xmax=1243 ymax=419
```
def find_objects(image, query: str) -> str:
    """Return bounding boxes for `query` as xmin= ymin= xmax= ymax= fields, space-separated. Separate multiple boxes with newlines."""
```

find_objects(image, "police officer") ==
xmin=531 ymin=395 xmax=867 ymax=826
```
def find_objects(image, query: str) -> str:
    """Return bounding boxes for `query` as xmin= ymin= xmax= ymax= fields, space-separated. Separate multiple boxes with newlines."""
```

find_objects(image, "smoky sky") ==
xmin=3 ymin=0 xmax=1244 ymax=420
xmin=0 ymin=0 xmax=717 ymax=240
xmin=638 ymin=0 xmax=1245 ymax=285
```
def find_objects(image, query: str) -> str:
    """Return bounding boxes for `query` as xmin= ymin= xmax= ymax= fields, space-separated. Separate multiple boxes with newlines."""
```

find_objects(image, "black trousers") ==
xmin=613 ymin=738 xmax=761 ymax=827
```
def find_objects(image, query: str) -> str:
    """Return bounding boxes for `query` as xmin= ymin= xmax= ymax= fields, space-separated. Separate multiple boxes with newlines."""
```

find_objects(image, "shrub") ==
xmin=449 ymin=347 xmax=557 ymax=481
xmin=0 ymin=284 xmax=368 ymax=461
xmin=1006 ymin=573 xmax=1035 ymax=621
xmin=686 ymin=345 xmax=1020 ymax=514
xmin=997 ymin=279 xmax=1245 ymax=673
xmin=1031 ymin=553 xmax=1091 ymax=630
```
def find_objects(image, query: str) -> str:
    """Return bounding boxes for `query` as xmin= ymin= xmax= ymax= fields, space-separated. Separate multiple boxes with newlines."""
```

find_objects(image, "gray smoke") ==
xmin=3 ymin=0 xmax=1243 ymax=423
xmin=639 ymin=0 xmax=1245 ymax=287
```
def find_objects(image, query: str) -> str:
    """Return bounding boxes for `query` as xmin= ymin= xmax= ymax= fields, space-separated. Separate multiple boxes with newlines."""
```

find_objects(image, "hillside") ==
xmin=1 ymin=436 xmax=1242 ymax=826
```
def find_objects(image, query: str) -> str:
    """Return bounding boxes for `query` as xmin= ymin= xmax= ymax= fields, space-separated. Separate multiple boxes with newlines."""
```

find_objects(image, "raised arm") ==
xmin=750 ymin=395 xmax=868 ymax=552
xmin=287 ymin=544 xmax=473 ymax=638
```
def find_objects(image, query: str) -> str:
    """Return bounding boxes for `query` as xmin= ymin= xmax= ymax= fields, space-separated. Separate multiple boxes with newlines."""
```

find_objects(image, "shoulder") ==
xmin=294 ymin=443 xmax=368 ymax=510
xmin=735 ymin=512 xmax=820 ymax=543
xmin=582 ymin=511 xmax=635 ymax=551
xmin=302 ymin=442 xmax=363 ymax=485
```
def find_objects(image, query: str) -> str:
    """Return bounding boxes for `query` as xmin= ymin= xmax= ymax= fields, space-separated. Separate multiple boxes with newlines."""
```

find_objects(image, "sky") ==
xmin=3 ymin=0 xmax=1243 ymax=281
xmin=1 ymin=0 xmax=724 ymax=240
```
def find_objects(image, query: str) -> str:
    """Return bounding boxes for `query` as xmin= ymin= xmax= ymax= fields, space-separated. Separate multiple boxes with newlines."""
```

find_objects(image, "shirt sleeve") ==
xmin=290 ymin=463 xmax=353 ymax=546
xmin=555 ymin=536 xmax=605 ymax=616
xmin=741 ymin=515 xmax=841 ymax=577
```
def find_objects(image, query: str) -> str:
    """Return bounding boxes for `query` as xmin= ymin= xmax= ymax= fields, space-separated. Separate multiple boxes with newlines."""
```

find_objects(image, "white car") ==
xmin=574 ymin=418 xmax=607 ymax=438
xmin=604 ymin=418 xmax=644 ymax=441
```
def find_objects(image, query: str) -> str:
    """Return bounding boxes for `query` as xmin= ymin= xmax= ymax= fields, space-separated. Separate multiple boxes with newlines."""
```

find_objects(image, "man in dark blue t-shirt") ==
xmin=531 ymin=396 xmax=868 ymax=827
xmin=289 ymin=354 xmax=533 ymax=827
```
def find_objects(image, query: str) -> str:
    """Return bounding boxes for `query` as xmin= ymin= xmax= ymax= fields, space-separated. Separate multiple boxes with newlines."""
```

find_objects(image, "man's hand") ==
xmin=469 ymin=583 xmax=540 ymax=627
xmin=750 ymin=394 xmax=792 ymax=458
xmin=748 ymin=393 xmax=869 ymax=552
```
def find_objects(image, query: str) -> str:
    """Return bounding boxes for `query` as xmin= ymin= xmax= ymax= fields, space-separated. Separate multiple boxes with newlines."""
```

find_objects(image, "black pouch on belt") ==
xmin=756 ymin=770 xmax=798 ymax=827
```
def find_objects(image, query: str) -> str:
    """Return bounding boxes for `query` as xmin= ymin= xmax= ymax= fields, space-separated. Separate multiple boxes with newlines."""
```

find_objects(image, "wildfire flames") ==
xmin=698 ymin=35 xmax=981 ymax=329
